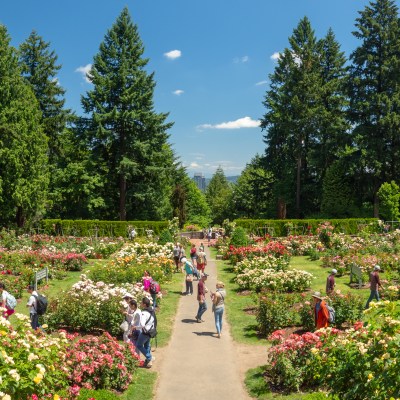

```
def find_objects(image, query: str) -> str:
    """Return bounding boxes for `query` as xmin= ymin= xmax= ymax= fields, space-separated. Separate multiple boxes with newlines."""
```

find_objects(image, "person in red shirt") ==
xmin=312 ymin=291 xmax=329 ymax=329
xmin=365 ymin=265 xmax=383 ymax=309
xmin=326 ymin=269 xmax=337 ymax=295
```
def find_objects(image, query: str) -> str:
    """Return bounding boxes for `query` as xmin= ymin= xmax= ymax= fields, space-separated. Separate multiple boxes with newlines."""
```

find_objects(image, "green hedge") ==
xmin=234 ymin=218 xmax=379 ymax=237
xmin=39 ymin=219 xmax=168 ymax=237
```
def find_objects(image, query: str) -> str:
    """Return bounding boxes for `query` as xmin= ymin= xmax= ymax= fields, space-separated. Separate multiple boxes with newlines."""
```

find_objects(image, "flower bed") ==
xmin=45 ymin=276 xmax=150 ymax=336
xmin=233 ymin=255 xmax=290 ymax=274
xmin=264 ymin=300 xmax=400 ymax=399
xmin=225 ymin=242 xmax=289 ymax=264
xmin=236 ymin=268 xmax=314 ymax=292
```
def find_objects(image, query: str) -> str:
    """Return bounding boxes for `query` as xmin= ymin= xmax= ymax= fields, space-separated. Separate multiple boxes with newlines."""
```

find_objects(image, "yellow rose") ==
xmin=54 ymin=395 xmax=60 ymax=400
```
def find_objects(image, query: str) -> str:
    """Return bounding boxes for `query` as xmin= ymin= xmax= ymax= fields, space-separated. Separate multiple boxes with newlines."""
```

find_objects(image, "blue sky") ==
xmin=0 ymin=0 xmax=384 ymax=177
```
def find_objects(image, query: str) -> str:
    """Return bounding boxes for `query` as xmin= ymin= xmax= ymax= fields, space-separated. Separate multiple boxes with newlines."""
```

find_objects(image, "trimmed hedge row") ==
xmin=39 ymin=219 xmax=168 ymax=237
xmin=234 ymin=218 xmax=379 ymax=237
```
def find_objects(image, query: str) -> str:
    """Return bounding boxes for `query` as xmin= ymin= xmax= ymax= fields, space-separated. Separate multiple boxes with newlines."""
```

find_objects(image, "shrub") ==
xmin=257 ymin=293 xmax=302 ymax=336
xmin=65 ymin=332 xmax=139 ymax=391
xmin=229 ymin=226 xmax=248 ymax=247
xmin=45 ymin=276 xmax=151 ymax=336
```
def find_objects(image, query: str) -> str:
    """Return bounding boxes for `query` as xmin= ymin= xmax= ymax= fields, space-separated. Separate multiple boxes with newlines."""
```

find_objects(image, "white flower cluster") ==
xmin=234 ymin=255 xmax=290 ymax=274
xmin=235 ymin=268 xmax=315 ymax=292
xmin=70 ymin=274 xmax=150 ymax=302
xmin=114 ymin=242 xmax=174 ymax=260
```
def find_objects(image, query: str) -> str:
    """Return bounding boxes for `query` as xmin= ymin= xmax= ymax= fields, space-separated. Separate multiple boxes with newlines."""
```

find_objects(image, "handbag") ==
xmin=186 ymin=274 xmax=194 ymax=282
xmin=120 ymin=320 xmax=129 ymax=332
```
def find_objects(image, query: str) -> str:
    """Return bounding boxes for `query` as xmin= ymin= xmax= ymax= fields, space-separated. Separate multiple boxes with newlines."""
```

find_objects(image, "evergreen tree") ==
xmin=231 ymin=155 xmax=274 ymax=218
xmin=321 ymin=160 xmax=354 ymax=217
xmin=261 ymin=17 xmax=323 ymax=218
xmin=0 ymin=25 xmax=49 ymax=227
xmin=205 ymin=166 xmax=233 ymax=224
xmin=81 ymin=8 xmax=174 ymax=220
xmin=19 ymin=31 xmax=70 ymax=163
xmin=349 ymin=0 xmax=400 ymax=216
xmin=185 ymin=177 xmax=211 ymax=227
xmin=311 ymin=29 xmax=350 ymax=196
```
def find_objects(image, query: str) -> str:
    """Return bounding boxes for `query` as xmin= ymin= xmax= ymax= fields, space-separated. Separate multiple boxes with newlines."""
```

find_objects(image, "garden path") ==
xmin=154 ymin=240 xmax=267 ymax=400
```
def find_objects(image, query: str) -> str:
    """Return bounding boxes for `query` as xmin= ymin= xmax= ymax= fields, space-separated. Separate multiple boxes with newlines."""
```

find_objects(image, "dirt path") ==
xmin=153 ymin=240 xmax=267 ymax=400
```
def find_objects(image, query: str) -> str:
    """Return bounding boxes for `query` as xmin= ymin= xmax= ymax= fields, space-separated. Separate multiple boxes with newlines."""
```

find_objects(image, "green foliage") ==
xmin=377 ymin=181 xmax=400 ymax=221
xmin=40 ymin=219 xmax=168 ymax=237
xmin=229 ymin=226 xmax=248 ymax=247
xmin=0 ymin=25 xmax=49 ymax=228
xmin=257 ymin=293 xmax=301 ymax=336
xmin=81 ymin=8 xmax=175 ymax=221
xmin=235 ymin=218 xmax=379 ymax=237
xmin=78 ymin=389 xmax=119 ymax=399
xmin=158 ymin=228 xmax=174 ymax=244
xmin=205 ymin=166 xmax=233 ymax=224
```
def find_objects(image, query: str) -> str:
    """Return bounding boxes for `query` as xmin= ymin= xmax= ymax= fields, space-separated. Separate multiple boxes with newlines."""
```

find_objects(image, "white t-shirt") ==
xmin=132 ymin=308 xmax=142 ymax=331
xmin=140 ymin=309 xmax=155 ymax=331
xmin=27 ymin=291 xmax=38 ymax=314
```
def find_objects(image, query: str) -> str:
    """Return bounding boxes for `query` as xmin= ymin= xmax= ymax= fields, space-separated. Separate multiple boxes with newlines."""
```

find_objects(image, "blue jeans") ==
xmin=214 ymin=306 xmax=224 ymax=334
xmin=30 ymin=313 xmax=40 ymax=330
xmin=151 ymin=293 xmax=157 ymax=308
xmin=135 ymin=332 xmax=152 ymax=362
xmin=366 ymin=290 xmax=380 ymax=309
xmin=196 ymin=301 xmax=207 ymax=320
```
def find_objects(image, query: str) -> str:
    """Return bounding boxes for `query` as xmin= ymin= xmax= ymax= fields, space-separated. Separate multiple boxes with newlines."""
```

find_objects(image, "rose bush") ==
xmin=236 ymin=268 xmax=314 ymax=292
xmin=45 ymin=276 xmax=151 ymax=336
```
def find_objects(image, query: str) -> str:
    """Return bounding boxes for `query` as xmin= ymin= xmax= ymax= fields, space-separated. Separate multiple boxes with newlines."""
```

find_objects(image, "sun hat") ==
xmin=374 ymin=265 xmax=381 ymax=271
xmin=122 ymin=293 xmax=133 ymax=299
xmin=311 ymin=291 xmax=323 ymax=300
xmin=181 ymin=257 xmax=187 ymax=263
xmin=331 ymin=269 xmax=337 ymax=274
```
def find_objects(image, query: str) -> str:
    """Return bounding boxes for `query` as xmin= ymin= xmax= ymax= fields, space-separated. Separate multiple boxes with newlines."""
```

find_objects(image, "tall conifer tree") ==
xmin=0 ymin=26 xmax=49 ymax=227
xmin=19 ymin=31 xmax=70 ymax=163
xmin=349 ymin=0 xmax=400 ymax=215
xmin=81 ymin=8 xmax=174 ymax=220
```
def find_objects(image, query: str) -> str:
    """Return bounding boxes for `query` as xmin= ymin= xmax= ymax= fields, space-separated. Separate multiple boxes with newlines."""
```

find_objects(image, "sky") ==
xmin=0 ymin=0 xmax=391 ymax=177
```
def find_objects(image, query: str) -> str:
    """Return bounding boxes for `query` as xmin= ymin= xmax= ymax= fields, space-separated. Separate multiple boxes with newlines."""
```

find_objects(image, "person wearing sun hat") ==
xmin=326 ymin=269 xmax=337 ymax=295
xmin=312 ymin=291 xmax=329 ymax=329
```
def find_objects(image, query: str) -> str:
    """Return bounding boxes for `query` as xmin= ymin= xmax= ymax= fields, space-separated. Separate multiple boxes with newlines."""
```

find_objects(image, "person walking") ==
xmin=128 ymin=299 xmax=141 ymax=347
xmin=0 ymin=283 xmax=16 ymax=319
xmin=26 ymin=285 xmax=40 ymax=330
xmin=211 ymin=281 xmax=226 ymax=338
xmin=196 ymin=248 xmax=207 ymax=279
xmin=190 ymin=243 xmax=197 ymax=265
xmin=365 ymin=265 xmax=384 ymax=309
xmin=195 ymin=273 xmax=208 ymax=323
xmin=312 ymin=291 xmax=329 ymax=330
xmin=173 ymin=243 xmax=181 ymax=272
xmin=136 ymin=297 xmax=156 ymax=368
xmin=182 ymin=257 xmax=194 ymax=295
xmin=326 ymin=269 xmax=337 ymax=295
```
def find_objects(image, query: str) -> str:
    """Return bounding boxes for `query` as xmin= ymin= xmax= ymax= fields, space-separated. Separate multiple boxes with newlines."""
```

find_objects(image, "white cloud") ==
xmin=173 ymin=89 xmax=184 ymax=96
xmin=270 ymin=52 xmax=281 ymax=61
xmin=164 ymin=50 xmax=182 ymax=60
xmin=75 ymin=64 xmax=92 ymax=83
xmin=197 ymin=116 xmax=260 ymax=130
xmin=234 ymin=55 xmax=249 ymax=63
xmin=255 ymin=80 xmax=268 ymax=86
xmin=190 ymin=162 xmax=200 ymax=168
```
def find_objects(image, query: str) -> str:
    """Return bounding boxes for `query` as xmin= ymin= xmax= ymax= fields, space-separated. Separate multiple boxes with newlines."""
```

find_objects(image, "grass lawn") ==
xmin=245 ymin=367 xmax=329 ymax=400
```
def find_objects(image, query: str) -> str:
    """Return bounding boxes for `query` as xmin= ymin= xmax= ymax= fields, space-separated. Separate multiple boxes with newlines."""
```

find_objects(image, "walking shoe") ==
xmin=143 ymin=359 xmax=153 ymax=368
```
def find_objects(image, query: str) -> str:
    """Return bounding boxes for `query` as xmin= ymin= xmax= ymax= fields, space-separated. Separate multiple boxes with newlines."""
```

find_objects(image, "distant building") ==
xmin=193 ymin=173 xmax=206 ymax=192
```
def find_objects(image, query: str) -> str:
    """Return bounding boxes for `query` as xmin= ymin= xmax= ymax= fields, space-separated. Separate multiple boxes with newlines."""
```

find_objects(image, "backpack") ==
xmin=327 ymin=305 xmax=335 ymax=324
xmin=33 ymin=293 xmax=48 ymax=315
xmin=6 ymin=292 xmax=17 ymax=310
xmin=142 ymin=309 xmax=157 ymax=338
xmin=150 ymin=281 xmax=160 ymax=295
xmin=197 ymin=254 xmax=205 ymax=264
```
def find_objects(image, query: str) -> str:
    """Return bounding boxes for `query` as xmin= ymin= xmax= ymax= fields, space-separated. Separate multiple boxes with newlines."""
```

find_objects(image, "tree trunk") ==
xmin=16 ymin=206 xmax=25 ymax=228
xmin=277 ymin=198 xmax=287 ymax=219
xmin=119 ymin=174 xmax=127 ymax=221
xmin=296 ymin=155 xmax=301 ymax=218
